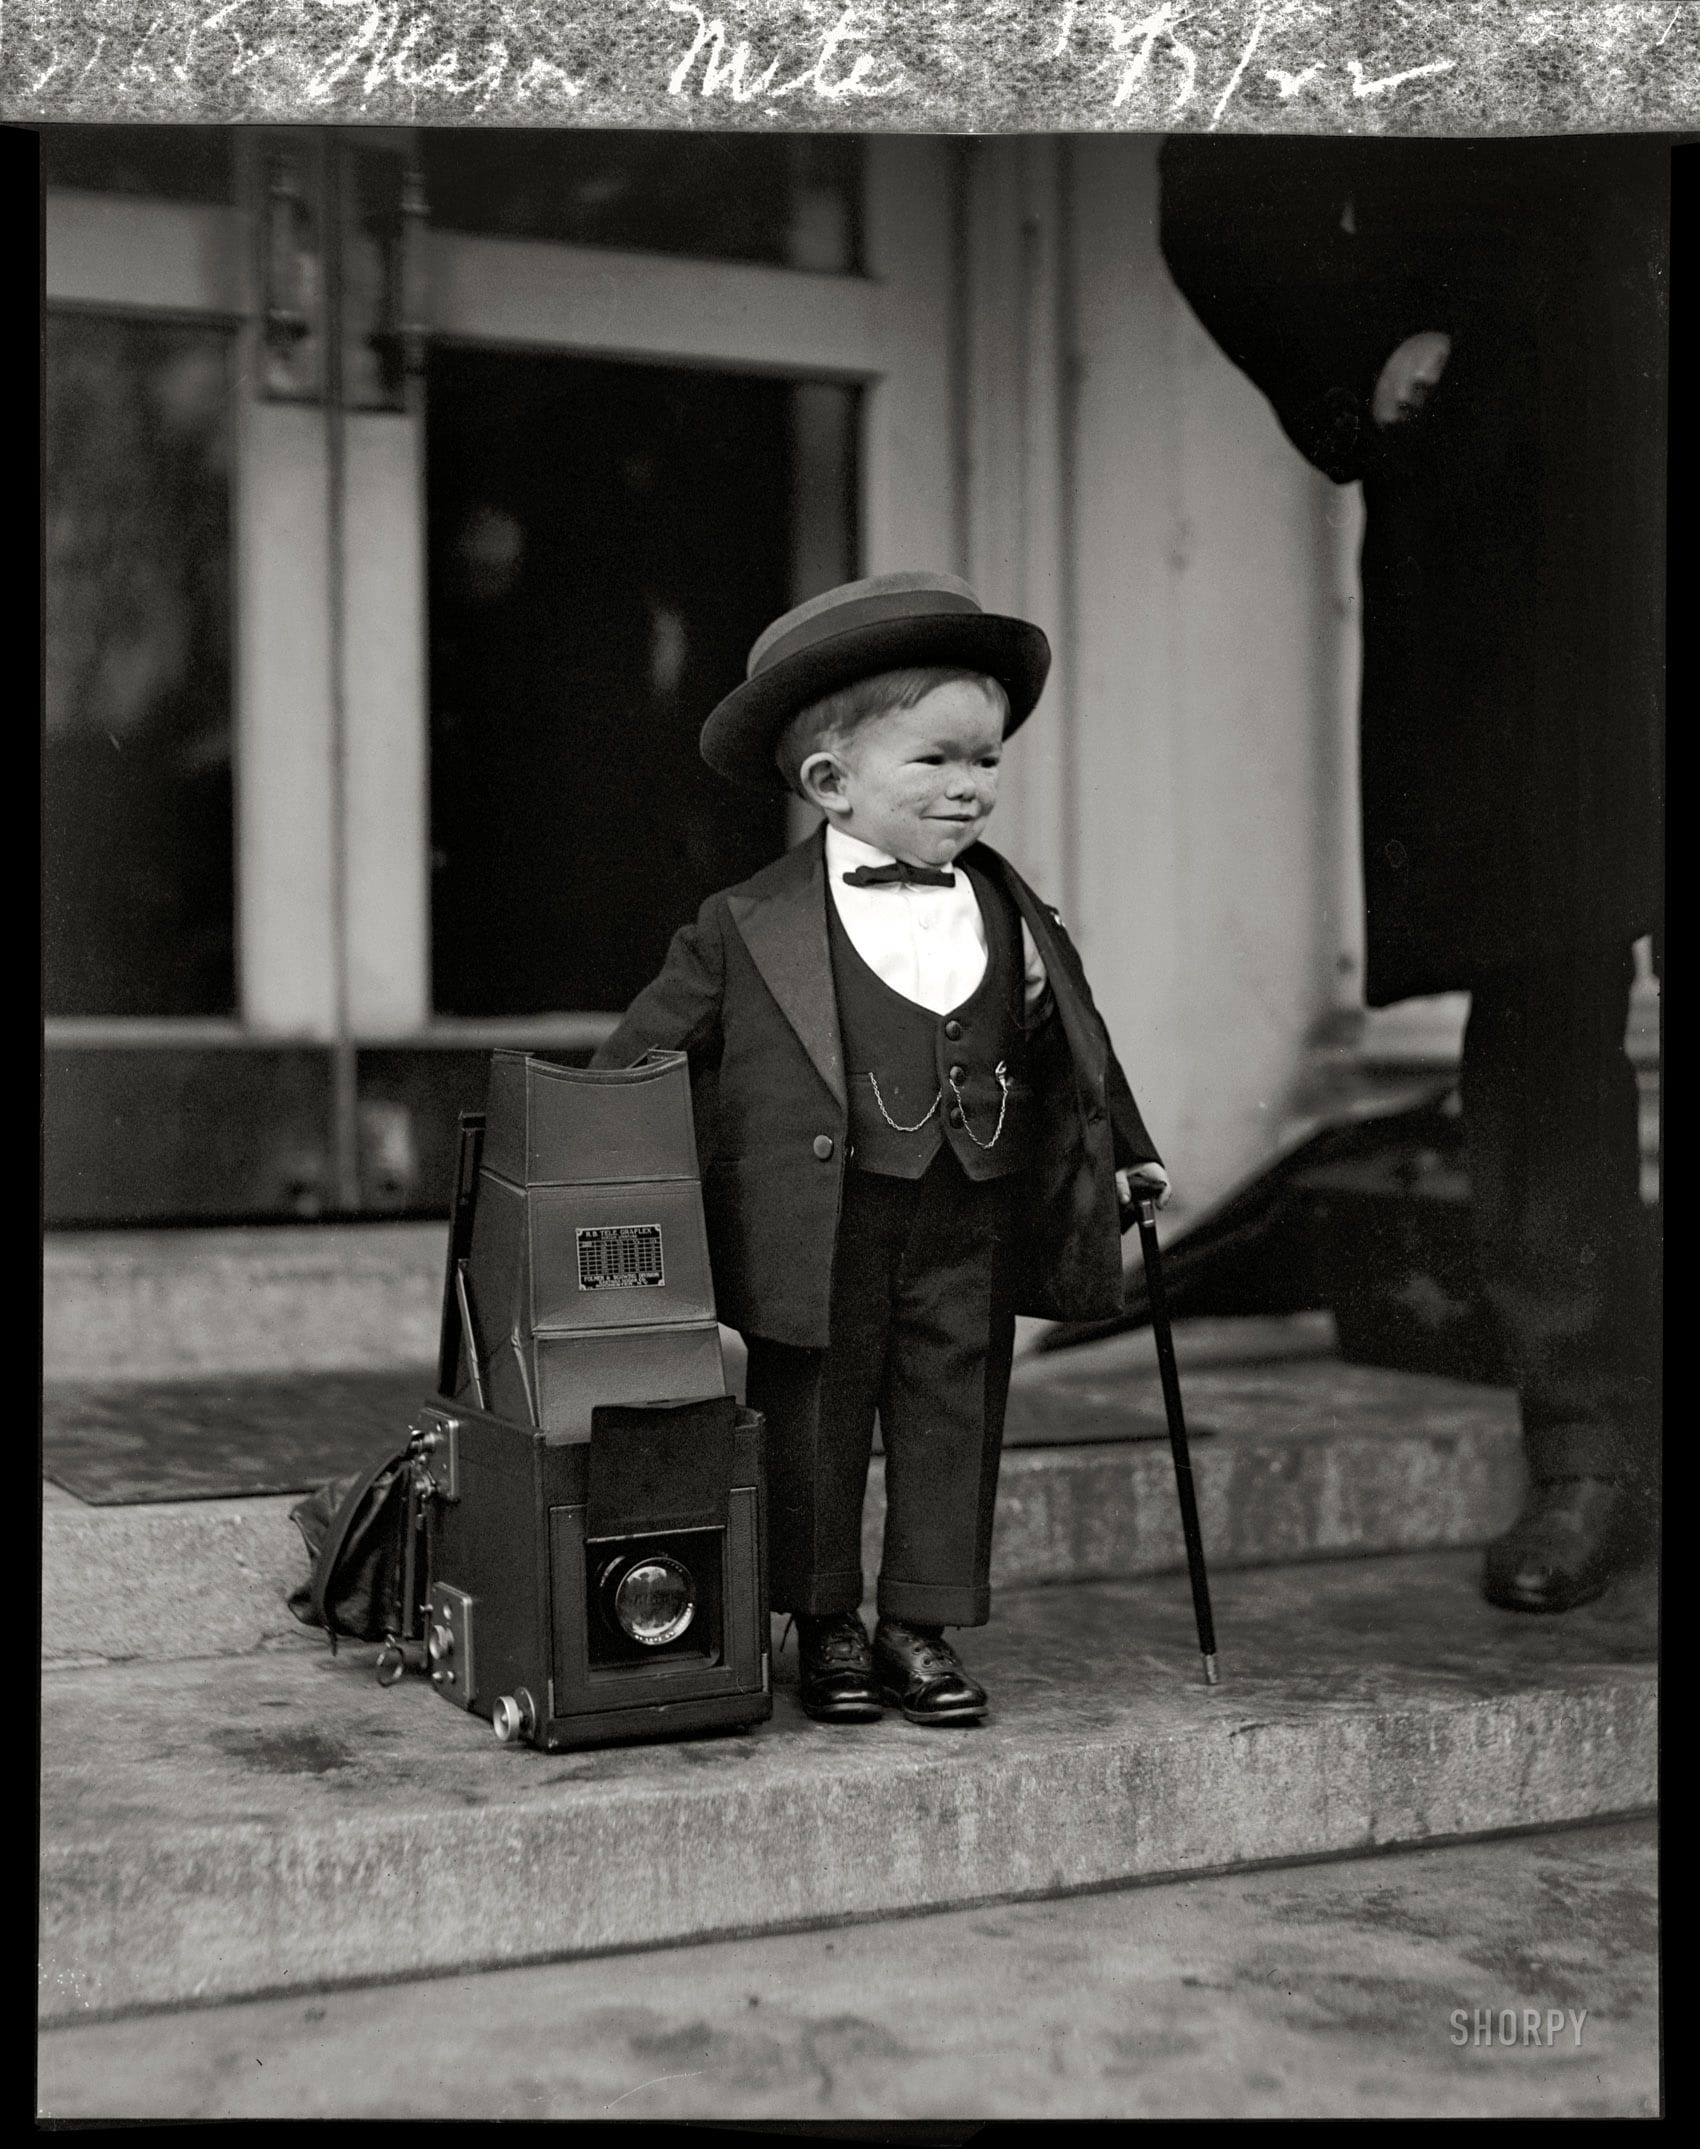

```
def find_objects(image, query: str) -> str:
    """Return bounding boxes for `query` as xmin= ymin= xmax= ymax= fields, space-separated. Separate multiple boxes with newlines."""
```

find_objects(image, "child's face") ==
xmin=802 ymin=679 xmax=1005 ymax=866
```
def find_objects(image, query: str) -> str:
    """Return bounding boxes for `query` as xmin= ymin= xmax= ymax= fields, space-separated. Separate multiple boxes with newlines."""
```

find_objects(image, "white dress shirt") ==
xmin=823 ymin=825 xmax=1050 ymax=1016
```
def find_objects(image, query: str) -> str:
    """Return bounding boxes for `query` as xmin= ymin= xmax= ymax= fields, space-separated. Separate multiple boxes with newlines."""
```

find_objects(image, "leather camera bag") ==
xmin=286 ymin=1444 xmax=416 ymax=1652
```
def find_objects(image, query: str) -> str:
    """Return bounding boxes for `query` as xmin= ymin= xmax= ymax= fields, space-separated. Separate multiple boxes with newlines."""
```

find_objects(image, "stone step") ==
xmin=42 ymin=1222 xmax=1070 ymax=1384
xmin=37 ymin=1217 xmax=1311 ymax=1383
xmin=44 ymin=1223 xmax=447 ymax=1384
xmin=43 ymin=1340 xmax=1526 ymax=1666
xmin=36 ymin=1819 xmax=1660 ymax=2120
xmin=38 ymin=1548 xmax=1655 ymax=2023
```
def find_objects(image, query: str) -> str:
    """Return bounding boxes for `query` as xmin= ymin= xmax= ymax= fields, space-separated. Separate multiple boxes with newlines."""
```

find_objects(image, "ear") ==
xmin=797 ymin=750 xmax=852 ymax=819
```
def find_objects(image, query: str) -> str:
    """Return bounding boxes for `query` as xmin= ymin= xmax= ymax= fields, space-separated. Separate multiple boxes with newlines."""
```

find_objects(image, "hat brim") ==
xmin=700 ymin=612 xmax=1052 ymax=792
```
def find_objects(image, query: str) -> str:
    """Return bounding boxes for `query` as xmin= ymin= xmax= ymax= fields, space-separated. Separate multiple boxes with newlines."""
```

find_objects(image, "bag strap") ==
xmin=310 ymin=1444 xmax=413 ymax=1653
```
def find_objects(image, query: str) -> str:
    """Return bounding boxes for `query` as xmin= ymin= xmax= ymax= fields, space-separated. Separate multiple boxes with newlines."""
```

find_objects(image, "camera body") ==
xmin=415 ymin=1049 xmax=771 ymax=1750
xmin=415 ymin=1391 xmax=770 ymax=1750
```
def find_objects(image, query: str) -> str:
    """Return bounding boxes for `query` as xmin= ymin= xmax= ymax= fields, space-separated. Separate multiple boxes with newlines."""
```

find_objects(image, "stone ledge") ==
xmin=39 ymin=1549 xmax=1655 ymax=2022
xmin=43 ymin=1353 xmax=1525 ymax=1665
xmin=44 ymin=1224 xmax=447 ymax=1382
xmin=33 ymin=1820 xmax=1661 ymax=2121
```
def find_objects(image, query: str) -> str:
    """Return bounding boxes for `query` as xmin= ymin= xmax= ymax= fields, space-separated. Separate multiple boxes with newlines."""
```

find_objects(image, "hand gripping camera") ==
xmin=394 ymin=1049 xmax=771 ymax=1750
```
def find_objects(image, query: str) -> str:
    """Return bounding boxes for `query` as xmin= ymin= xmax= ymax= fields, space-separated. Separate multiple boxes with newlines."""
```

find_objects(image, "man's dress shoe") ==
xmin=796 ymin=1612 xmax=884 ymax=1721
xmin=1481 ymin=1476 xmax=1649 ymax=1614
xmin=873 ymin=1619 xmax=988 ymax=1724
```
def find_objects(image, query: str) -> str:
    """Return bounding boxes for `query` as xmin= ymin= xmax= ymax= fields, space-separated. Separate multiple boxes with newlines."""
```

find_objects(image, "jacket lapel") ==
xmin=727 ymin=831 xmax=846 ymax=1108
xmin=972 ymin=843 xmax=1108 ymax=1091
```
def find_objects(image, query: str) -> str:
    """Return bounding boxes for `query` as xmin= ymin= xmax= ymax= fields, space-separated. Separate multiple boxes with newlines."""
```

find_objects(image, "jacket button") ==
xmin=813 ymin=1135 xmax=834 ymax=1161
xmin=943 ymin=1019 xmax=964 ymax=1041
xmin=948 ymin=1064 xmax=966 ymax=1083
xmin=948 ymin=1107 xmax=964 ymax=1127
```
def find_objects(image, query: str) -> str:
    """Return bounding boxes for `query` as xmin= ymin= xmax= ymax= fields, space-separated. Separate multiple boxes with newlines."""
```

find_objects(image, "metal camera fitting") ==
xmin=492 ymin=1689 xmax=538 ymax=1744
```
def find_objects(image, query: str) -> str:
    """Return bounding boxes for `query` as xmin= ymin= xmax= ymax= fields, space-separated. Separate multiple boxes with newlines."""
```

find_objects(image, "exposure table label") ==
xmin=576 ymin=1224 xmax=665 ymax=1291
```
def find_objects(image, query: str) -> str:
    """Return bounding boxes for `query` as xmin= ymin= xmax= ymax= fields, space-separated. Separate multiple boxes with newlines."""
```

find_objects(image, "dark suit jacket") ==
xmin=1159 ymin=136 xmax=1665 ymax=1004
xmin=592 ymin=831 xmax=1161 ymax=1346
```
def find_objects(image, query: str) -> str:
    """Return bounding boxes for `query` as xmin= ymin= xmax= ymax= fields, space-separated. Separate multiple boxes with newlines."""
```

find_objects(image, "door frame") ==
xmin=43 ymin=130 xmax=964 ymax=1219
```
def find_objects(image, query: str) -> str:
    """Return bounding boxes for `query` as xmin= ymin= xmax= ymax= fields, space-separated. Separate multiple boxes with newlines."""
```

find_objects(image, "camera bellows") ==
xmin=450 ymin=1050 xmax=728 ymax=1434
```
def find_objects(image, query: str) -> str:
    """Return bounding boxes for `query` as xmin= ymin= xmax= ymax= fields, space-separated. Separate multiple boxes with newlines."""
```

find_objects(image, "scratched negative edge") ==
xmin=6 ymin=2 xmax=1698 ymax=132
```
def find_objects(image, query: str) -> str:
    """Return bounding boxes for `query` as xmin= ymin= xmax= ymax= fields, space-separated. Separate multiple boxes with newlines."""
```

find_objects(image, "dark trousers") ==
xmin=1460 ymin=943 xmax=1656 ymax=1486
xmin=743 ymin=1152 xmax=1020 ymax=1626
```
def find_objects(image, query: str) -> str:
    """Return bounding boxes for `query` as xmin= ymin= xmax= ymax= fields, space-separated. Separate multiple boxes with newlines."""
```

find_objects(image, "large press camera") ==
xmin=382 ymin=1049 xmax=771 ymax=1751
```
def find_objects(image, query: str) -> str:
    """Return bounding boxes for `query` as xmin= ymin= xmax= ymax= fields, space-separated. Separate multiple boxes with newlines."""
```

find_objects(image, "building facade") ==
xmin=42 ymin=126 xmax=1657 ymax=1233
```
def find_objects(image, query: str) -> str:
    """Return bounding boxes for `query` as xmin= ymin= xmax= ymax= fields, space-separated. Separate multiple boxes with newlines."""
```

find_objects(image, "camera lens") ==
xmin=609 ymin=1555 xmax=697 ymax=1646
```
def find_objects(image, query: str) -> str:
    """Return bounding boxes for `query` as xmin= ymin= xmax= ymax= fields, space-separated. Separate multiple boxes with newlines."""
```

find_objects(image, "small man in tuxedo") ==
xmin=592 ymin=571 xmax=1168 ymax=1724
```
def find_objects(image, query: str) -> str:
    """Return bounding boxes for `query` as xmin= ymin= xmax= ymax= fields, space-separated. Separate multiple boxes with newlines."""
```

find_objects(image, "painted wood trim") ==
xmin=233 ymin=396 xmax=339 ymax=1037
xmin=959 ymin=138 xmax=1073 ymax=912
xmin=861 ymin=138 xmax=960 ymax=578
xmin=340 ymin=409 xmax=431 ymax=1035
xmin=45 ymin=192 xmax=248 ymax=316
xmin=425 ymin=230 xmax=883 ymax=377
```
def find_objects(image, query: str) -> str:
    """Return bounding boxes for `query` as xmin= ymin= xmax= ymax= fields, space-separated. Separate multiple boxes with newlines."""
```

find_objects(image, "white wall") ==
xmin=965 ymin=137 xmax=1355 ymax=1223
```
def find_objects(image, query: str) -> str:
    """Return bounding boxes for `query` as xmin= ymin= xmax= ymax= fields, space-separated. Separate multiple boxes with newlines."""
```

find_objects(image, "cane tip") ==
xmin=1202 ymin=1652 xmax=1220 ymax=1687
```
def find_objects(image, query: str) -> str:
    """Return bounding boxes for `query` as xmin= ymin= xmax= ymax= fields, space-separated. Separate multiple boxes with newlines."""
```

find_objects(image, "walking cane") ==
xmin=1135 ymin=1194 xmax=1219 ymax=1686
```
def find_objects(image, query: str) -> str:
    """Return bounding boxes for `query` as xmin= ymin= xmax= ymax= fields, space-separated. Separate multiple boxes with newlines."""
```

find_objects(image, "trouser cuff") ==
xmin=876 ymin=1577 xmax=990 ymax=1627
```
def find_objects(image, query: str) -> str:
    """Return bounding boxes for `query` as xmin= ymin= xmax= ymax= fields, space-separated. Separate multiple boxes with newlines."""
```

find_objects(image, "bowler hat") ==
xmin=700 ymin=571 xmax=1052 ymax=792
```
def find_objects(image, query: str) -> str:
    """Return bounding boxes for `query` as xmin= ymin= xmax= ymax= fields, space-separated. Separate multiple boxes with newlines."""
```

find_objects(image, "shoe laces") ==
xmin=793 ymin=1614 xmax=869 ymax=1667
xmin=885 ymin=1627 xmax=960 ymax=1680
xmin=814 ymin=1619 xmax=870 ymax=1666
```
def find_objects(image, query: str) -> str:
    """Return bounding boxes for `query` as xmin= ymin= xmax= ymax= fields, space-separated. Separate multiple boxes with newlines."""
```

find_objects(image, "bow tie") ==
xmin=841 ymin=862 xmax=957 ymax=890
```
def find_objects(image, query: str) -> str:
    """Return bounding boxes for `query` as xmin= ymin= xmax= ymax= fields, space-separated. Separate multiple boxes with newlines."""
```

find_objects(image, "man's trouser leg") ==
xmin=875 ymin=1160 xmax=1019 ymax=1630
xmin=743 ymin=1157 xmax=1017 ymax=1623
xmin=1460 ymin=942 xmax=1653 ymax=1488
xmin=742 ymin=1172 xmax=910 ymax=1619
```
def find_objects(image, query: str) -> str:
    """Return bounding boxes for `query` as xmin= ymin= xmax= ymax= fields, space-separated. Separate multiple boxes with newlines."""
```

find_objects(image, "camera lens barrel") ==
xmin=602 ymin=1552 xmax=698 ymax=1646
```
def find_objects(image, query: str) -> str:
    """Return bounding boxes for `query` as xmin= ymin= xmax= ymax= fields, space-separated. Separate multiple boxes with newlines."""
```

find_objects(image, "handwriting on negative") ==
xmin=8 ymin=0 xmax=1687 ymax=125
xmin=665 ymin=4 xmax=903 ymax=103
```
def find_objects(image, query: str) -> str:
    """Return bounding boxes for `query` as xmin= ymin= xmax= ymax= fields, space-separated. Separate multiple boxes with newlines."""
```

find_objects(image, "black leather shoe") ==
xmin=796 ymin=1612 xmax=884 ymax=1722
xmin=1482 ymin=1477 xmax=1651 ymax=1614
xmin=873 ymin=1619 xmax=988 ymax=1725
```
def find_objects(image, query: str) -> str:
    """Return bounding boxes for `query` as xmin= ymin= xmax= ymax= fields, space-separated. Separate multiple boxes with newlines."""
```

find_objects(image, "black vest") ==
xmin=828 ymin=860 xmax=1029 ymax=1182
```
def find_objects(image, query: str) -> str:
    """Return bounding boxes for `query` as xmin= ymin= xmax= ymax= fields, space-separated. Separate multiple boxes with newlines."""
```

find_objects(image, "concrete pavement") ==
xmin=36 ymin=1817 xmax=1659 ymax=2119
xmin=38 ymin=1253 xmax=1660 ymax=2115
xmin=40 ymin=1547 xmax=1655 ymax=2021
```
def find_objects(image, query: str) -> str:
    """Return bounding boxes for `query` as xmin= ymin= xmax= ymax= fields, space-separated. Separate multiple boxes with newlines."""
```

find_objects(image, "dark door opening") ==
xmin=44 ymin=312 xmax=237 ymax=1019
xmin=427 ymin=348 xmax=808 ymax=1018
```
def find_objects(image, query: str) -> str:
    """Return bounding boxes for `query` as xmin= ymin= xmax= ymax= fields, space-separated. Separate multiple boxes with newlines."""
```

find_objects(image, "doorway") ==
xmin=428 ymin=349 xmax=811 ymax=1017
xmin=42 ymin=126 xmax=959 ymax=1223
